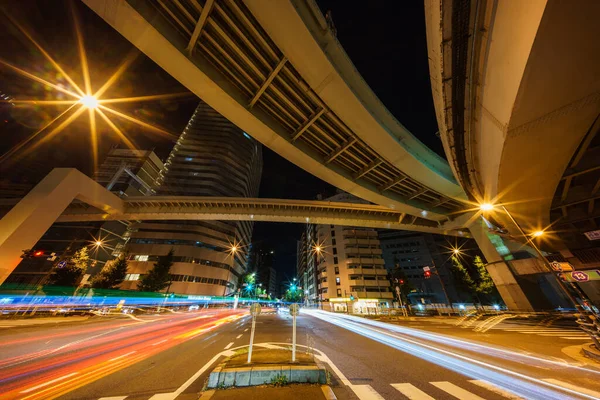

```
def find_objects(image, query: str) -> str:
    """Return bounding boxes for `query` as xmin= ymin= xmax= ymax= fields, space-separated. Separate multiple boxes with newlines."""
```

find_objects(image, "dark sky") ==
xmin=0 ymin=1 xmax=439 ymax=283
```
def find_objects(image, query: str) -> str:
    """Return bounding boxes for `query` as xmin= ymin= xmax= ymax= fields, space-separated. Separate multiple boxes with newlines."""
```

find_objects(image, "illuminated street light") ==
xmin=230 ymin=245 xmax=238 ymax=253
xmin=80 ymin=95 xmax=98 ymax=109
xmin=532 ymin=230 xmax=544 ymax=238
xmin=479 ymin=203 xmax=494 ymax=211
xmin=315 ymin=245 xmax=322 ymax=253
xmin=94 ymin=240 xmax=103 ymax=247
xmin=453 ymin=248 xmax=461 ymax=255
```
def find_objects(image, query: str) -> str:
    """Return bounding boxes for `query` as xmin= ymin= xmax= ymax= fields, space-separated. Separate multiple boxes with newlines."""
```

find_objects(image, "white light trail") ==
xmin=304 ymin=310 xmax=597 ymax=400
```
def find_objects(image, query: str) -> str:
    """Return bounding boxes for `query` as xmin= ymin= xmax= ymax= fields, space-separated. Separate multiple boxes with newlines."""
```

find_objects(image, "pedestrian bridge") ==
xmin=0 ymin=169 xmax=470 ymax=286
xmin=82 ymin=0 xmax=467 ymax=222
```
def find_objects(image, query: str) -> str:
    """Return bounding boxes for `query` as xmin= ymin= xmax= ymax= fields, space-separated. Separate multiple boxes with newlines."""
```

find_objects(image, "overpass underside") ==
xmin=82 ymin=0 xmax=467 ymax=223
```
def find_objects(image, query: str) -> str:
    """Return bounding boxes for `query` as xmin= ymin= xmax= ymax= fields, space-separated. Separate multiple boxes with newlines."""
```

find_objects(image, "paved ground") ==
xmin=0 ymin=309 xmax=599 ymax=399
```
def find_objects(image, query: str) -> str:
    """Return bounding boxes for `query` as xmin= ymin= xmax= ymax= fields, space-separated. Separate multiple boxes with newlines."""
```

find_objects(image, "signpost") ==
xmin=289 ymin=303 xmax=300 ymax=362
xmin=583 ymin=229 xmax=600 ymax=241
xmin=247 ymin=303 xmax=261 ymax=363
xmin=550 ymin=261 xmax=574 ymax=272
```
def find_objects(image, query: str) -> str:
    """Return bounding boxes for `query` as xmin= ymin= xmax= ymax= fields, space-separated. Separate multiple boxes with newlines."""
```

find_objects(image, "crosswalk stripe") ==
xmin=391 ymin=383 xmax=434 ymax=399
xmin=350 ymin=384 xmax=385 ymax=400
xmin=430 ymin=381 xmax=485 ymax=400
xmin=543 ymin=378 xmax=600 ymax=398
xmin=469 ymin=380 xmax=523 ymax=399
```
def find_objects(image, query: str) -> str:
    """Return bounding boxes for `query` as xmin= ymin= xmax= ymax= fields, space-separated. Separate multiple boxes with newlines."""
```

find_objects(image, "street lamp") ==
xmin=80 ymin=94 xmax=99 ymax=109
xmin=479 ymin=202 xmax=588 ymax=314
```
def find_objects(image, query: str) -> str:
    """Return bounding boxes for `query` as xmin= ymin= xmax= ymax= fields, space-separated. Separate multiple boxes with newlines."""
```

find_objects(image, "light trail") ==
xmin=305 ymin=310 xmax=598 ymax=400
xmin=0 ymin=310 xmax=244 ymax=399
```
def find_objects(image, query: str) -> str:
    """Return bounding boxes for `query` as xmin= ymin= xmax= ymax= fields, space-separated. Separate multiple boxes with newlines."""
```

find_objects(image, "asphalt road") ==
xmin=1 ymin=309 xmax=599 ymax=400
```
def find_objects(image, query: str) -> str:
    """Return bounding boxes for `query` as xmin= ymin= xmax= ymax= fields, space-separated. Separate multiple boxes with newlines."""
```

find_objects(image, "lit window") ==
xmin=243 ymin=132 xmax=251 ymax=139
xmin=185 ymin=157 xmax=193 ymax=161
xmin=336 ymin=277 xmax=340 ymax=285
xmin=135 ymin=255 xmax=149 ymax=261
xmin=125 ymin=274 xmax=140 ymax=281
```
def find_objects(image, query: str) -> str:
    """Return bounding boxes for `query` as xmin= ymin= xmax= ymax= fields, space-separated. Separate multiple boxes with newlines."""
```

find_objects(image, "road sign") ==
xmin=550 ymin=261 xmax=574 ymax=272
xmin=250 ymin=303 xmax=262 ymax=317
xmin=289 ymin=303 xmax=300 ymax=316
xmin=57 ymin=260 xmax=67 ymax=268
xmin=571 ymin=271 xmax=590 ymax=282
xmin=584 ymin=230 xmax=600 ymax=241
xmin=423 ymin=266 xmax=431 ymax=272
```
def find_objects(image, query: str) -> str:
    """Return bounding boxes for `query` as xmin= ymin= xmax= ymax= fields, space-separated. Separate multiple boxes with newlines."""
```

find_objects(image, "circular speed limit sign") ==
xmin=289 ymin=303 xmax=300 ymax=316
xmin=250 ymin=303 xmax=262 ymax=317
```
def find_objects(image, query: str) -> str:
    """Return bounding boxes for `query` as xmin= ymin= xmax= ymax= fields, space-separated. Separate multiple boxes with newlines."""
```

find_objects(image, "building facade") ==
xmin=4 ymin=148 xmax=163 ymax=287
xmin=299 ymin=193 xmax=394 ymax=313
xmin=122 ymin=102 xmax=263 ymax=296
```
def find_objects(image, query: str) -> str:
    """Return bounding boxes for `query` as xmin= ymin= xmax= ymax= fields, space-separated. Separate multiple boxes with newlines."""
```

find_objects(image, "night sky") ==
xmin=0 ymin=1 xmax=440 ymax=283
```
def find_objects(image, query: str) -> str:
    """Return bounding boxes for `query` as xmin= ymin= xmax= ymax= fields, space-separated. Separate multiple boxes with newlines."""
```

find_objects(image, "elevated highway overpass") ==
xmin=82 ymin=0 xmax=467 ymax=222
xmin=426 ymin=0 xmax=600 ymax=310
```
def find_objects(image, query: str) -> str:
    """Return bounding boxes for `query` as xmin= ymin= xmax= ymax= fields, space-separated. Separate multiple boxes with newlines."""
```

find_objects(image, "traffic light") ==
xmin=399 ymin=279 xmax=405 ymax=284
xmin=349 ymin=295 xmax=355 ymax=301
xmin=21 ymin=249 xmax=50 ymax=259
xmin=424 ymin=271 xmax=431 ymax=279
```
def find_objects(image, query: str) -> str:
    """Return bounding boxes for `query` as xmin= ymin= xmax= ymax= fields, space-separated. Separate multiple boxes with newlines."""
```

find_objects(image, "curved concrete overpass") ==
xmin=83 ymin=0 xmax=466 ymax=221
xmin=427 ymin=0 xmax=600 ymax=238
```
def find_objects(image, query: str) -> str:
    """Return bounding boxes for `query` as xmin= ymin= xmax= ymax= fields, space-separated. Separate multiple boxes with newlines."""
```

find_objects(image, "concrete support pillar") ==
xmin=0 ymin=169 xmax=124 ymax=286
xmin=469 ymin=218 xmax=535 ymax=312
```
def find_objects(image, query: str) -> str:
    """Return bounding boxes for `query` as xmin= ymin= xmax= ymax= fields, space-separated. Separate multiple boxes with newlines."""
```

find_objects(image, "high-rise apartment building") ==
xmin=300 ymin=193 xmax=393 ymax=313
xmin=122 ymin=102 xmax=262 ymax=296
xmin=94 ymin=148 xmax=163 ymax=196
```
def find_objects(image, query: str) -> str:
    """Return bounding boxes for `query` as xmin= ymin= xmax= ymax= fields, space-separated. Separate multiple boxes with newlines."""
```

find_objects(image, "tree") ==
xmin=71 ymin=247 xmax=91 ymax=270
xmin=450 ymin=255 xmax=477 ymax=299
xmin=138 ymin=249 xmax=174 ymax=292
xmin=284 ymin=288 xmax=303 ymax=303
xmin=49 ymin=247 xmax=89 ymax=287
xmin=473 ymin=256 xmax=494 ymax=295
xmin=91 ymin=255 xmax=129 ymax=289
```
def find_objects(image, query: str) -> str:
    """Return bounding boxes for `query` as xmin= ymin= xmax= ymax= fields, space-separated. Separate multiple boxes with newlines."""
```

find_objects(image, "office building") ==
xmin=122 ymin=102 xmax=262 ymax=296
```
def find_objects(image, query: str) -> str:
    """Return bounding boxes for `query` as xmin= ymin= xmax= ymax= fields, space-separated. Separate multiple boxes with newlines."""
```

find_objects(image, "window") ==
xmin=134 ymin=255 xmax=149 ymax=261
xmin=334 ymin=257 xmax=338 ymax=264
xmin=125 ymin=274 xmax=140 ymax=281
xmin=185 ymin=157 xmax=193 ymax=161
xmin=336 ymin=277 xmax=340 ymax=285
xmin=333 ymin=248 xmax=338 ymax=255
xmin=337 ymin=289 xmax=342 ymax=296
xmin=243 ymin=132 xmax=252 ymax=139
xmin=335 ymin=267 xmax=339 ymax=274
xmin=332 ymin=238 xmax=336 ymax=246
xmin=331 ymin=230 xmax=335 ymax=237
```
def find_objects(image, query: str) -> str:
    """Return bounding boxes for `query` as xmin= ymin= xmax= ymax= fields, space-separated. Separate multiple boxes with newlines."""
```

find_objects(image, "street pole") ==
xmin=500 ymin=205 xmax=589 ymax=314
xmin=431 ymin=259 xmax=453 ymax=314
xmin=247 ymin=303 xmax=261 ymax=363
xmin=290 ymin=303 xmax=299 ymax=362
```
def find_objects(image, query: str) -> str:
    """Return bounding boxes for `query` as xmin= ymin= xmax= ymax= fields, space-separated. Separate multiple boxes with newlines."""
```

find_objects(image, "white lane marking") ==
xmin=236 ymin=334 xmax=243 ymax=339
xmin=149 ymin=352 xmax=223 ymax=400
xmin=468 ymin=380 xmax=523 ymax=399
xmin=152 ymin=339 xmax=168 ymax=346
xmin=20 ymin=372 xmax=79 ymax=393
xmin=109 ymin=351 xmax=136 ymax=362
xmin=391 ymin=383 xmax=434 ymax=399
xmin=562 ymin=337 xmax=594 ymax=340
xmin=224 ymin=342 xmax=234 ymax=349
xmin=542 ymin=378 xmax=600 ymax=398
xmin=244 ymin=328 xmax=248 ymax=332
xmin=430 ymin=381 xmax=485 ymax=400
xmin=350 ymin=384 xmax=385 ymax=400
xmin=98 ymin=397 xmax=128 ymax=400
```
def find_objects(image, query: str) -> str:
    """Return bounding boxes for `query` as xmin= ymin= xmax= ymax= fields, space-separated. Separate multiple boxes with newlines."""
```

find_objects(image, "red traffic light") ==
xmin=399 ymin=279 xmax=405 ymax=284
xmin=34 ymin=250 xmax=44 ymax=257
xmin=424 ymin=271 xmax=431 ymax=278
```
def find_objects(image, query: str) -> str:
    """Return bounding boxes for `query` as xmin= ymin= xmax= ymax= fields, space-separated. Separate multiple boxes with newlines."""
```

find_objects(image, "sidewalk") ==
xmin=0 ymin=316 xmax=90 ymax=327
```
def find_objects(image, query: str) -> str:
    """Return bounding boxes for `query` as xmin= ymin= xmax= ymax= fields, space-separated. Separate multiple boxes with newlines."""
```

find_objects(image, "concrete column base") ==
xmin=469 ymin=218 xmax=535 ymax=312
